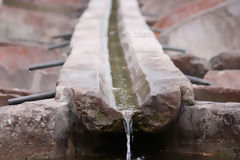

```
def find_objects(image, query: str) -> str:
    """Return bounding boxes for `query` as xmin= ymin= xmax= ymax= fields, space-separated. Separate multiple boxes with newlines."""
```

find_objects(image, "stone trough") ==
xmin=56 ymin=0 xmax=194 ymax=133
xmin=0 ymin=0 xmax=240 ymax=159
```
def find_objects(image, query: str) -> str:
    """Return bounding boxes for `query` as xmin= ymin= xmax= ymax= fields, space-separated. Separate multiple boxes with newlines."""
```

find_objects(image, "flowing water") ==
xmin=108 ymin=0 xmax=139 ymax=160
xmin=123 ymin=113 xmax=133 ymax=160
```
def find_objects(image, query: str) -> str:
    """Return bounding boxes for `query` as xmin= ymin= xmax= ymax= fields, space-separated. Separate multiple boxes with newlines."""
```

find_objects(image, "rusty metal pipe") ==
xmin=185 ymin=75 xmax=211 ymax=86
xmin=28 ymin=60 xmax=65 ymax=71
xmin=48 ymin=41 xmax=70 ymax=51
xmin=8 ymin=91 xmax=56 ymax=105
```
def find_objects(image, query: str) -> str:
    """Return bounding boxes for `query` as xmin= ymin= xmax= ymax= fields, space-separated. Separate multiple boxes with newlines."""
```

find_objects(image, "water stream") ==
xmin=123 ymin=114 xmax=133 ymax=160
xmin=108 ymin=0 xmax=139 ymax=160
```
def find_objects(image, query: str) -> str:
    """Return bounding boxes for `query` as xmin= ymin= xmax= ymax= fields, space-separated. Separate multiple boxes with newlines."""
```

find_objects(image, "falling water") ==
xmin=123 ymin=113 xmax=133 ymax=160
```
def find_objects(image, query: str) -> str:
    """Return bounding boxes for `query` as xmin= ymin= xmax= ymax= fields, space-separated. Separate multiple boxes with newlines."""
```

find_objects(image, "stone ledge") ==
xmin=193 ymin=85 xmax=240 ymax=103
xmin=167 ymin=101 xmax=240 ymax=158
xmin=0 ymin=99 xmax=76 ymax=160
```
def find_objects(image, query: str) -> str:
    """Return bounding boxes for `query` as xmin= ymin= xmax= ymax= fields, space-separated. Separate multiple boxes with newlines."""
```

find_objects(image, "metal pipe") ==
xmin=185 ymin=75 xmax=211 ymax=86
xmin=8 ymin=90 xmax=56 ymax=105
xmin=139 ymin=2 xmax=143 ymax=7
xmin=71 ymin=12 xmax=83 ymax=19
xmin=74 ymin=6 xmax=87 ymax=11
xmin=162 ymin=45 xmax=186 ymax=53
xmin=141 ymin=12 xmax=157 ymax=18
xmin=53 ymin=33 xmax=72 ymax=40
xmin=29 ymin=60 xmax=65 ymax=71
xmin=48 ymin=41 xmax=70 ymax=51
xmin=150 ymin=27 xmax=162 ymax=33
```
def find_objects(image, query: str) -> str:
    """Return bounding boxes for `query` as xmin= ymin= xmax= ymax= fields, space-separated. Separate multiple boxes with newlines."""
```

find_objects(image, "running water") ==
xmin=123 ymin=112 xmax=133 ymax=160
xmin=108 ymin=0 xmax=138 ymax=159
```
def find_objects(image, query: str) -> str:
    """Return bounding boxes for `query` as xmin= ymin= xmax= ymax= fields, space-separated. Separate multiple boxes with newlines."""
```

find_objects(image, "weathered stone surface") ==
xmin=154 ymin=0 xmax=226 ymax=30
xmin=118 ymin=0 xmax=194 ymax=133
xmin=138 ymin=0 xmax=194 ymax=25
xmin=167 ymin=101 xmax=240 ymax=158
xmin=204 ymin=70 xmax=240 ymax=89
xmin=0 ymin=45 xmax=64 ymax=92
xmin=0 ymin=94 xmax=18 ymax=107
xmin=168 ymin=52 xmax=209 ymax=78
xmin=210 ymin=52 xmax=240 ymax=70
xmin=159 ymin=0 xmax=240 ymax=60
xmin=193 ymin=85 xmax=240 ymax=103
xmin=0 ymin=88 xmax=32 ymax=107
xmin=0 ymin=41 xmax=13 ymax=47
xmin=57 ymin=0 xmax=123 ymax=133
xmin=0 ymin=88 xmax=32 ymax=96
xmin=0 ymin=45 xmax=65 ymax=74
xmin=0 ymin=99 xmax=76 ymax=160
xmin=4 ymin=0 xmax=88 ymax=16
xmin=0 ymin=6 xmax=75 ymax=46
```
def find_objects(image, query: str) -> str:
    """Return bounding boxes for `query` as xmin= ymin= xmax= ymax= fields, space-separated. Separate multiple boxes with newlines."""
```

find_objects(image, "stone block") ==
xmin=0 ymin=99 xmax=76 ymax=160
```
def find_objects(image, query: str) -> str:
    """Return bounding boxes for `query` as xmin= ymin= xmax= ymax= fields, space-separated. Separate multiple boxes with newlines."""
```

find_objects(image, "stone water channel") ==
xmin=108 ymin=0 xmax=137 ymax=159
xmin=0 ymin=0 xmax=240 ymax=159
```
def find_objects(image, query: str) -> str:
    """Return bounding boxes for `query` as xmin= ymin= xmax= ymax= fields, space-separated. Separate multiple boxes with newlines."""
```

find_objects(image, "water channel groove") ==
xmin=108 ymin=0 xmax=139 ymax=159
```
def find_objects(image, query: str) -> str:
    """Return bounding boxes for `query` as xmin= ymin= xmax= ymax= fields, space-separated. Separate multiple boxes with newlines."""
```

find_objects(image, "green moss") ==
xmin=100 ymin=119 xmax=124 ymax=133
xmin=185 ymin=100 xmax=195 ymax=106
xmin=97 ymin=112 xmax=107 ymax=121
xmin=25 ymin=156 xmax=57 ymax=160
xmin=147 ymin=113 xmax=168 ymax=125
